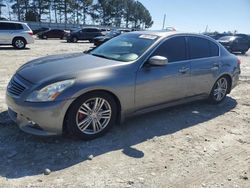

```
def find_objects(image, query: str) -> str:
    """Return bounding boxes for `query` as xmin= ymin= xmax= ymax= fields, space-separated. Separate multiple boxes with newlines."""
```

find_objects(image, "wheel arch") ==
xmin=215 ymin=73 xmax=232 ymax=94
xmin=63 ymin=89 xmax=122 ymax=134
xmin=12 ymin=36 xmax=27 ymax=45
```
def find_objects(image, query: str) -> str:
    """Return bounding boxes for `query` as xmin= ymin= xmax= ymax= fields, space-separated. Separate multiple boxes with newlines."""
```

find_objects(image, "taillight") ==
xmin=28 ymin=31 xmax=33 ymax=36
xmin=237 ymin=59 xmax=241 ymax=65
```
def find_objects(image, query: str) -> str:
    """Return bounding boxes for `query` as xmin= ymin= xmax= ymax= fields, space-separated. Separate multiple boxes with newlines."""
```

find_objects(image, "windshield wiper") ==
xmin=91 ymin=53 xmax=114 ymax=60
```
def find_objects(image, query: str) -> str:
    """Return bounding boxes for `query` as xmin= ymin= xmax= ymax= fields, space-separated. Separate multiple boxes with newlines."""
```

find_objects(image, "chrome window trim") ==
xmin=139 ymin=33 xmax=221 ymax=69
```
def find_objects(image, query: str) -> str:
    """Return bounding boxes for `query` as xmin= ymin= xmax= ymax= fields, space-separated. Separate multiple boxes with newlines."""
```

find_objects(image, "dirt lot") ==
xmin=0 ymin=40 xmax=249 ymax=188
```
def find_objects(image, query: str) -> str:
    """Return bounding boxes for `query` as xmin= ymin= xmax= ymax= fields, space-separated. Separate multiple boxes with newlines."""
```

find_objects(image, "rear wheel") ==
xmin=65 ymin=92 xmax=117 ymax=140
xmin=12 ymin=38 xmax=26 ymax=49
xmin=209 ymin=76 xmax=229 ymax=104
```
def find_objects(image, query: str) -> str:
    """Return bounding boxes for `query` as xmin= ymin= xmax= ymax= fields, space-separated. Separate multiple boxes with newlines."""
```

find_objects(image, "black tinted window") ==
xmin=0 ymin=22 xmax=23 ymax=30
xmin=189 ymin=36 xmax=210 ymax=59
xmin=85 ymin=28 xmax=99 ymax=32
xmin=0 ymin=22 xmax=16 ymax=30
xmin=209 ymin=41 xmax=219 ymax=56
xmin=152 ymin=36 xmax=187 ymax=62
xmin=237 ymin=37 xmax=248 ymax=43
xmin=14 ymin=23 xmax=23 ymax=30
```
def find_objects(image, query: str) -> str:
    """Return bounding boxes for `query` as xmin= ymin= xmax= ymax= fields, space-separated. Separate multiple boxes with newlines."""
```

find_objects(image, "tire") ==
xmin=43 ymin=35 xmax=48 ymax=39
xmin=72 ymin=37 xmax=78 ymax=43
xmin=65 ymin=91 xmax=117 ymax=140
xmin=241 ymin=51 xmax=246 ymax=55
xmin=209 ymin=76 xmax=229 ymax=104
xmin=12 ymin=38 xmax=26 ymax=49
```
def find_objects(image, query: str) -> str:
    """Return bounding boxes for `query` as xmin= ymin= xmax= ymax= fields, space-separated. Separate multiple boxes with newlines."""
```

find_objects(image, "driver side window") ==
xmin=152 ymin=36 xmax=187 ymax=63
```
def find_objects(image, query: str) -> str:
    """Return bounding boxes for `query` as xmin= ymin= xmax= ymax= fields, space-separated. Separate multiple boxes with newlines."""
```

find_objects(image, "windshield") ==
xmin=106 ymin=30 xmax=120 ymax=37
xmin=90 ymin=33 xmax=159 ymax=62
xmin=219 ymin=36 xmax=236 ymax=41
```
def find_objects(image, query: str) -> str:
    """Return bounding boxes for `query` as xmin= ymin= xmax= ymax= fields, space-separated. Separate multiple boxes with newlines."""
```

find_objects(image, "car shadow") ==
xmin=60 ymin=41 xmax=92 ymax=44
xmin=0 ymin=97 xmax=237 ymax=179
xmin=0 ymin=47 xmax=30 ymax=50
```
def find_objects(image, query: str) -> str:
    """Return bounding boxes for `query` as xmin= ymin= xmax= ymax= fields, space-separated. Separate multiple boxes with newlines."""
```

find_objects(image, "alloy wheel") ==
xmin=15 ymin=40 xmax=25 ymax=49
xmin=76 ymin=97 xmax=112 ymax=135
xmin=213 ymin=77 xmax=228 ymax=101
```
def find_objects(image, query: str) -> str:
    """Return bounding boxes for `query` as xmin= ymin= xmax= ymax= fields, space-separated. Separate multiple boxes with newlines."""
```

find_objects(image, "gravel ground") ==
xmin=0 ymin=40 xmax=249 ymax=188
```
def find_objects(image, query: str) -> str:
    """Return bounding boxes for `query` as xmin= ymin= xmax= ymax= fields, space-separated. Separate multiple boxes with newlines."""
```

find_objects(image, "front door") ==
xmin=135 ymin=36 xmax=191 ymax=110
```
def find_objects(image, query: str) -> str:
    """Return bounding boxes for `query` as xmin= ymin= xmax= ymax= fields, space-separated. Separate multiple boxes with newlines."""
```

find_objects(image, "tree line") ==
xmin=2 ymin=0 xmax=153 ymax=29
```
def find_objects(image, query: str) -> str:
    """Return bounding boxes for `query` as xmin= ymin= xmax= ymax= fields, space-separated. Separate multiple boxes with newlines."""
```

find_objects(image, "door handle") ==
xmin=213 ymin=62 xmax=220 ymax=67
xmin=179 ymin=67 xmax=189 ymax=73
xmin=211 ymin=62 xmax=220 ymax=70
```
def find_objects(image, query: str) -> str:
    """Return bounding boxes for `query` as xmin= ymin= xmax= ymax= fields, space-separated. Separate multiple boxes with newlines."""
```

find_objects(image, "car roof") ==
xmin=131 ymin=30 xmax=216 ymax=41
xmin=82 ymin=27 xmax=100 ymax=29
xmin=0 ymin=20 xmax=27 ymax=24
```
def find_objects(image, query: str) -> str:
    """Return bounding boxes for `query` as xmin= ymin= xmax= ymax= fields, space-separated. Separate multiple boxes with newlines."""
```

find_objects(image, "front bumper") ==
xmin=6 ymin=93 xmax=74 ymax=136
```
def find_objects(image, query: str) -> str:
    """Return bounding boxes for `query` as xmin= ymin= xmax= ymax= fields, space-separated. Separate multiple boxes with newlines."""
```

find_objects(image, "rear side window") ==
xmin=0 ymin=22 xmax=23 ymax=30
xmin=237 ymin=37 xmax=248 ymax=44
xmin=0 ymin=22 xmax=15 ymax=30
xmin=209 ymin=41 xmax=219 ymax=56
xmin=152 ymin=36 xmax=187 ymax=63
xmin=14 ymin=23 xmax=23 ymax=30
xmin=85 ymin=28 xmax=99 ymax=32
xmin=188 ymin=36 xmax=210 ymax=59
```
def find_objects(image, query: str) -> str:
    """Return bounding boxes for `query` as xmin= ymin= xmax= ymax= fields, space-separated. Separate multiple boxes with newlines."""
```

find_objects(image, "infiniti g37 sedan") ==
xmin=6 ymin=31 xmax=241 ymax=140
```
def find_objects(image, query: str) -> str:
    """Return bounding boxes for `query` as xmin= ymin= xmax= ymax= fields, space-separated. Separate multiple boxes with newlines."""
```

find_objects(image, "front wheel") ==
xmin=65 ymin=92 xmax=117 ymax=140
xmin=72 ymin=37 xmax=78 ymax=43
xmin=209 ymin=77 xmax=229 ymax=104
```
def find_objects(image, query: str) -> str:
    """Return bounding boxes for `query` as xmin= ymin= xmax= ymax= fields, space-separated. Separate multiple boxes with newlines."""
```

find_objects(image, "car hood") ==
xmin=95 ymin=36 xmax=110 ymax=40
xmin=218 ymin=39 xmax=230 ymax=42
xmin=17 ymin=53 xmax=123 ymax=84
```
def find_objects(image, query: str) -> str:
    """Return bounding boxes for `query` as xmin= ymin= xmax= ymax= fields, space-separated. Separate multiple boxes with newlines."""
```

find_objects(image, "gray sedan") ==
xmin=6 ymin=31 xmax=241 ymax=140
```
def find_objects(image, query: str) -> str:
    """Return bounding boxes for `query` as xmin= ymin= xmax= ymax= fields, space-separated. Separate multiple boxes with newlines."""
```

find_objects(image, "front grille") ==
xmin=7 ymin=76 xmax=26 ymax=96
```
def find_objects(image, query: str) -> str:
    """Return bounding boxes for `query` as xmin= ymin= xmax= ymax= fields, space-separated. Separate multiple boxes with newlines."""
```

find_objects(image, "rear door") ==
xmin=92 ymin=28 xmax=102 ymax=38
xmin=85 ymin=28 xmax=101 ymax=40
xmin=234 ymin=37 xmax=249 ymax=52
xmin=78 ymin=29 xmax=86 ymax=40
xmin=187 ymin=36 xmax=220 ymax=96
xmin=50 ymin=30 xmax=60 ymax=38
xmin=0 ymin=22 xmax=17 ymax=44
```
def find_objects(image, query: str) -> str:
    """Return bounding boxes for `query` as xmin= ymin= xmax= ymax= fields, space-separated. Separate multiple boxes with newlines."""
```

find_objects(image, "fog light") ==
xmin=27 ymin=121 xmax=43 ymax=130
xmin=28 ymin=120 xmax=36 ymax=125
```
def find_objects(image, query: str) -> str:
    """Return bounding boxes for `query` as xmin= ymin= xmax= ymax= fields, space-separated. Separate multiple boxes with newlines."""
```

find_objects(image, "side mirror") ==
xmin=148 ymin=56 xmax=168 ymax=66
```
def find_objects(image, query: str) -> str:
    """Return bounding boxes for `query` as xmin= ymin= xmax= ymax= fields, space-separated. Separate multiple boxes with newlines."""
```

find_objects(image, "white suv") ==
xmin=0 ymin=21 xmax=34 ymax=49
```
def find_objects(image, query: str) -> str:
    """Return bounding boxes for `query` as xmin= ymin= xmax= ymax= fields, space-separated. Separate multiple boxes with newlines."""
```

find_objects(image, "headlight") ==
xmin=26 ymin=79 xmax=75 ymax=102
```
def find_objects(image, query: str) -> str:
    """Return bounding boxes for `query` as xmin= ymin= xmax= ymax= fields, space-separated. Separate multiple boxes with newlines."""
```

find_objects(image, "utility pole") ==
xmin=17 ymin=0 xmax=21 ymax=21
xmin=7 ymin=3 xmax=11 ymax=20
xmin=162 ymin=13 xmax=166 ymax=30
xmin=205 ymin=25 xmax=208 ymax=33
